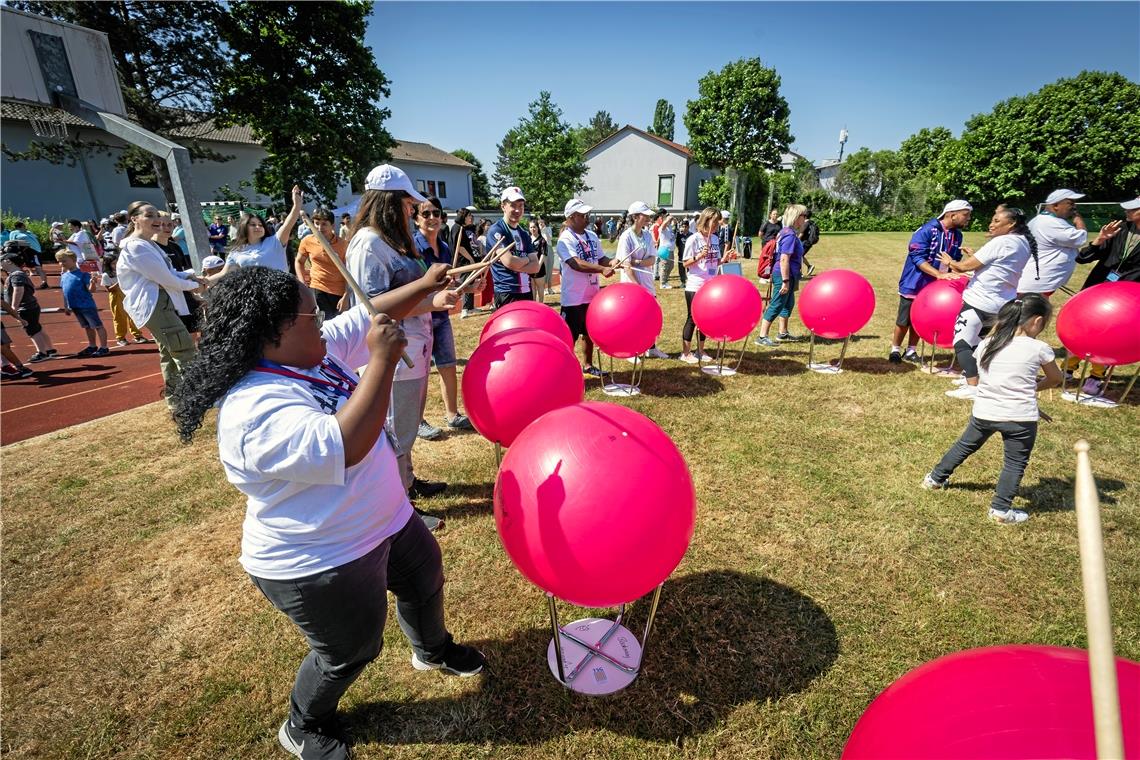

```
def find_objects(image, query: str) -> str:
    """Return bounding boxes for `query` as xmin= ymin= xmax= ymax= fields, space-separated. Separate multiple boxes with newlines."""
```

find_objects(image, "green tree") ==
xmin=938 ymin=71 xmax=1140 ymax=207
xmin=217 ymin=1 xmax=393 ymax=206
xmin=5 ymin=1 xmax=231 ymax=204
xmin=898 ymin=127 xmax=954 ymax=176
xmin=573 ymin=110 xmax=619 ymax=152
xmin=683 ymin=58 xmax=792 ymax=225
xmin=833 ymin=148 xmax=905 ymax=214
xmin=492 ymin=128 xmax=518 ymax=195
xmin=451 ymin=149 xmax=494 ymax=208
xmin=697 ymin=175 xmax=731 ymax=208
xmin=649 ymin=99 xmax=675 ymax=141
xmin=494 ymin=92 xmax=588 ymax=217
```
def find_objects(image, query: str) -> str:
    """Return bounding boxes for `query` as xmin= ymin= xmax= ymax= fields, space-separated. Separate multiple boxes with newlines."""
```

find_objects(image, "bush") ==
xmin=2 ymin=211 xmax=54 ymax=250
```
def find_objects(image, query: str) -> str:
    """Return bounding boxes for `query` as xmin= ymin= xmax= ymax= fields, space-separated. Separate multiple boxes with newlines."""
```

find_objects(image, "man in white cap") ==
xmin=1017 ymin=189 xmax=1087 ymax=296
xmin=889 ymin=199 xmax=972 ymax=363
xmin=556 ymin=198 xmax=615 ymax=377
xmin=486 ymin=186 xmax=541 ymax=308
xmin=1062 ymin=197 xmax=1137 ymax=395
xmin=717 ymin=209 xmax=732 ymax=254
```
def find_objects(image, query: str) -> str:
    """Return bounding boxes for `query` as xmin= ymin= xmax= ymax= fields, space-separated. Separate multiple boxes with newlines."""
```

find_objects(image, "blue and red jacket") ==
xmin=898 ymin=218 xmax=962 ymax=297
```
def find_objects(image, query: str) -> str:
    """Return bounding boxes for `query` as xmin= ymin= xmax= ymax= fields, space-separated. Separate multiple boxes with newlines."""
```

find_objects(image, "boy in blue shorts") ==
xmin=56 ymin=251 xmax=109 ymax=357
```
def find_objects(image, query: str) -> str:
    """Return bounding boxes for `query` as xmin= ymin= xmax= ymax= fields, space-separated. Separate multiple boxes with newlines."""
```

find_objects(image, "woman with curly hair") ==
xmin=170 ymin=265 xmax=485 ymax=760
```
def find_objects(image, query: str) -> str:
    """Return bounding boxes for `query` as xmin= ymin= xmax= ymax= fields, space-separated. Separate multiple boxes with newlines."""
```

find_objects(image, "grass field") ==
xmin=3 ymin=232 xmax=1138 ymax=759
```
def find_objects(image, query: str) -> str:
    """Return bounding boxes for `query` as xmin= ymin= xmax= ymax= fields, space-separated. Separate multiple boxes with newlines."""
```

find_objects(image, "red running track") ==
xmin=2 ymin=267 xmax=167 ymax=445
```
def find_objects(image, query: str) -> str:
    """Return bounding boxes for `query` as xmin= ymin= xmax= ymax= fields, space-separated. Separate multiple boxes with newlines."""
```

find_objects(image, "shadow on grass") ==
xmin=344 ymin=570 xmax=838 ymax=747
xmin=421 ymin=482 xmax=494 ymax=520
xmin=839 ymin=357 xmax=916 ymax=375
xmin=634 ymin=366 xmax=726 ymax=398
xmin=736 ymin=356 xmax=808 ymax=377
xmin=948 ymin=476 xmax=1126 ymax=512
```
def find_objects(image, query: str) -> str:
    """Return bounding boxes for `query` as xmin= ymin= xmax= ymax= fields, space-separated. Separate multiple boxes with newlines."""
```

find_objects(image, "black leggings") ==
xmin=683 ymin=290 xmax=705 ymax=343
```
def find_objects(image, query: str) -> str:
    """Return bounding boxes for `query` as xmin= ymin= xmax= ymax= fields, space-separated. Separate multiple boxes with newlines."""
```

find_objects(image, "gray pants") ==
xmin=931 ymin=416 xmax=1038 ymax=511
xmin=250 ymin=513 xmax=449 ymax=730
xmin=390 ymin=375 xmax=429 ymax=490
xmin=658 ymin=252 xmax=674 ymax=285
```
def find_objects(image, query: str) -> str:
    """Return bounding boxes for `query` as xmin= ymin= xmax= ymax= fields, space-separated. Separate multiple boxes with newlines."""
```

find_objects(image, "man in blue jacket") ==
xmin=486 ymin=186 xmax=541 ymax=308
xmin=890 ymin=199 xmax=972 ymax=363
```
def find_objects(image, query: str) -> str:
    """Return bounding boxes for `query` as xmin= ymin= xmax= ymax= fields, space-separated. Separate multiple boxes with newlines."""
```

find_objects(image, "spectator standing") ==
xmin=799 ymin=209 xmax=820 ymax=276
xmin=679 ymin=207 xmax=728 ymax=363
xmin=1016 ymin=189 xmax=1087 ymax=297
xmin=556 ymin=199 xmax=614 ymax=377
xmin=154 ymin=213 xmax=192 ymax=271
xmin=296 ymin=208 xmax=350 ymax=321
xmin=8 ymin=221 xmax=50 ymax=288
xmin=655 ymin=211 xmax=677 ymax=288
xmin=486 ymin=187 xmax=541 ymax=308
xmin=449 ymin=208 xmax=479 ymax=317
xmin=674 ymin=219 xmax=690 ymax=287
xmin=755 ymin=205 xmax=809 ymax=346
xmin=338 ymin=213 xmax=352 ymax=239
xmin=55 ymin=251 xmax=109 ymax=356
xmin=528 ymin=220 xmax=550 ymax=304
xmin=1 ymin=254 xmax=57 ymax=362
xmin=67 ymin=219 xmax=102 ymax=282
xmin=208 ymin=215 xmax=229 ymax=255
xmin=110 ymin=213 xmax=129 ymax=253
xmin=617 ymin=201 xmax=668 ymax=359
xmin=760 ymin=209 xmax=782 ymax=244
xmin=171 ymin=214 xmax=190 ymax=263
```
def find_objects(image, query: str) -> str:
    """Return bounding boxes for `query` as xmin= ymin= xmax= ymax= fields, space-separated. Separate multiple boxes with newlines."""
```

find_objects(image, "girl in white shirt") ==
xmin=679 ymin=207 xmax=736 ymax=363
xmin=616 ymin=202 xmax=668 ymax=359
xmin=923 ymin=294 xmax=1062 ymax=524
xmin=169 ymin=265 xmax=484 ymax=757
xmin=208 ymin=185 xmax=304 ymax=281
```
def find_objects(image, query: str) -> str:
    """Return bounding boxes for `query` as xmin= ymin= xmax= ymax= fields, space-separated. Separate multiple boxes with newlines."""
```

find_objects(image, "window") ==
xmin=657 ymin=175 xmax=674 ymax=207
xmin=416 ymin=179 xmax=427 ymax=193
xmin=438 ymin=181 xmax=447 ymax=199
xmin=427 ymin=180 xmax=437 ymax=197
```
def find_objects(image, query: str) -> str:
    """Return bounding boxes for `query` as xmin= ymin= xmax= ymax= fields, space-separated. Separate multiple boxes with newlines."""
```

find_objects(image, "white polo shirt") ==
xmin=1018 ymin=214 xmax=1088 ymax=293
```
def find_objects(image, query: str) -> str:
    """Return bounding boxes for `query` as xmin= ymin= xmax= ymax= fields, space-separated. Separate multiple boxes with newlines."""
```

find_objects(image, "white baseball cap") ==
xmin=201 ymin=255 xmax=225 ymax=269
xmin=939 ymin=199 xmax=973 ymax=217
xmin=464 ymin=205 xmax=477 ymax=211
xmin=1044 ymin=189 xmax=1085 ymax=205
xmin=1120 ymin=197 xmax=1140 ymax=211
xmin=720 ymin=210 xmax=731 ymax=219
xmin=627 ymin=201 xmax=654 ymax=217
xmin=564 ymin=198 xmax=593 ymax=217
xmin=364 ymin=164 xmax=427 ymax=202
xmin=500 ymin=186 xmax=525 ymax=202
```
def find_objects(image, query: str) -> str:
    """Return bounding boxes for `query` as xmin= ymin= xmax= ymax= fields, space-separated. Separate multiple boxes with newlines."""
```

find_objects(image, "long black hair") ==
xmin=169 ymin=267 xmax=302 ymax=443
xmin=997 ymin=206 xmax=1039 ymax=281
xmin=979 ymin=293 xmax=1052 ymax=371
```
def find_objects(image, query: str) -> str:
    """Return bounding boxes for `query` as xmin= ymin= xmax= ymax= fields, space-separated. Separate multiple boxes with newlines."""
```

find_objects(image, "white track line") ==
xmin=2 ymin=371 xmax=163 ymax=414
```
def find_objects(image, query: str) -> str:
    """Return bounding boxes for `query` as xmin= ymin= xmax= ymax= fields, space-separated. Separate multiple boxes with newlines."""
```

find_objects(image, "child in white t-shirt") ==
xmin=922 ymin=294 xmax=1062 ymax=524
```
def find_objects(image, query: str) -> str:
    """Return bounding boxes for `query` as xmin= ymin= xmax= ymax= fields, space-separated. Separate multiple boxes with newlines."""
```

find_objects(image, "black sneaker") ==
xmin=446 ymin=413 xmax=474 ymax=431
xmin=17 ymin=366 xmax=34 ymax=379
xmin=415 ymin=507 xmax=444 ymax=532
xmin=92 ymin=347 xmax=110 ymax=357
xmin=277 ymin=719 xmax=349 ymax=760
xmin=76 ymin=346 xmax=98 ymax=357
xmin=412 ymin=637 xmax=485 ymax=677
xmin=27 ymin=352 xmax=51 ymax=363
xmin=45 ymin=349 xmax=58 ymax=357
xmin=1 ymin=368 xmax=21 ymax=380
xmin=583 ymin=365 xmax=604 ymax=378
xmin=888 ymin=350 xmax=902 ymax=364
xmin=409 ymin=478 xmax=447 ymax=499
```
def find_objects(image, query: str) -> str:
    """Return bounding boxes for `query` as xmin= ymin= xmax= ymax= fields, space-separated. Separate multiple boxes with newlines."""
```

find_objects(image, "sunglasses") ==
xmin=420 ymin=209 xmax=442 ymax=218
xmin=292 ymin=306 xmax=324 ymax=329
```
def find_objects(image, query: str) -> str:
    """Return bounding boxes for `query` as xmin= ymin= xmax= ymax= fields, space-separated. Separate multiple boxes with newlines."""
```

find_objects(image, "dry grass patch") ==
xmin=3 ymin=232 xmax=1138 ymax=758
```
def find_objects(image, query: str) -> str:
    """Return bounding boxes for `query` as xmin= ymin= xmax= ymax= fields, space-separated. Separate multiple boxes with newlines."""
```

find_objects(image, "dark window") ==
xmin=438 ymin=181 xmax=447 ymax=199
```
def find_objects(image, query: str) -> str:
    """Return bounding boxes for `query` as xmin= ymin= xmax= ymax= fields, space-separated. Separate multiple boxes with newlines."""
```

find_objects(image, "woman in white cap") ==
xmin=616 ymin=201 xmax=668 ymax=359
xmin=1016 ymin=189 xmax=1087 ymax=297
xmin=207 ymin=185 xmax=304 ymax=281
xmin=345 ymin=164 xmax=459 ymax=529
xmin=940 ymin=206 xmax=1038 ymax=400
xmin=679 ymin=207 xmax=735 ymax=363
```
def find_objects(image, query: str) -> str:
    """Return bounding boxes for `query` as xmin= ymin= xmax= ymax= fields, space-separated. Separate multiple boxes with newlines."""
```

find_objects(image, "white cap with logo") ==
xmin=1120 ymin=197 xmax=1140 ymax=211
xmin=564 ymin=198 xmax=593 ymax=217
xmin=720 ymin=210 xmax=731 ymax=220
xmin=939 ymin=199 xmax=973 ymax=217
xmin=627 ymin=201 xmax=654 ymax=217
xmin=1045 ymin=189 xmax=1085 ymax=205
xmin=500 ymin=186 xmax=525 ymax=202
xmin=364 ymin=164 xmax=427 ymax=202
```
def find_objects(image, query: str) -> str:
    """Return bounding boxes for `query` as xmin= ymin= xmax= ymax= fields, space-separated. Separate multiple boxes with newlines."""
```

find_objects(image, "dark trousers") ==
xmin=494 ymin=291 xmax=533 ymax=309
xmin=314 ymin=288 xmax=343 ymax=321
xmin=250 ymin=513 xmax=449 ymax=730
xmin=682 ymin=290 xmax=704 ymax=343
xmin=931 ymin=416 xmax=1038 ymax=511
xmin=676 ymin=250 xmax=687 ymax=286
xmin=462 ymin=291 xmax=475 ymax=311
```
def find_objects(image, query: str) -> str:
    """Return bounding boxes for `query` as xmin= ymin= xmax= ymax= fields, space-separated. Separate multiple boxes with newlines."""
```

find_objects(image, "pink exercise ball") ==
xmin=462 ymin=328 xmax=585 ymax=447
xmin=1055 ymin=281 xmax=1140 ymax=366
xmin=799 ymin=269 xmax=876 ymax=340
xmin=481 ymin=300 xmax=574 ymax=349
xmin=585 ymin=283 xmax=663 ymax=359
xmin=691 ymin=274 xmax=765 ymax=342
xmin=911 ymin=280 xmax=964 ymax=348
xmin=494 ymin=401 xmax=696 ymax=607
xmin=843 ymin=645 xmax=1140 ymax=759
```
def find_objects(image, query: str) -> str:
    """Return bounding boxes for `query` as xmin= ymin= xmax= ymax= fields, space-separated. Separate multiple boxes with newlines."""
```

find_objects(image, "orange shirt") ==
xmin=297 ymin=234 xmax=348 ymax=296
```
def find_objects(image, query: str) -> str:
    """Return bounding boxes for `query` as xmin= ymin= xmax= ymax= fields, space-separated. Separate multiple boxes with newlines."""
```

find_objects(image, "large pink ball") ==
xmin=843 ymin=645 xmax=1140 ymax=759
xmin=911 ymin=280 xmax=964 ymax=348
xmin=494 ymin=401 xmax=696 ymax=607
xmin=585 ymin=283 xmax=663 ymax=358
xmin=481 ymin=300 xmax=574 ymax=349
xmin=1055 ymin=281 xmax=1140 ymax=366
xmin=462 ymin=328 xmax=584 ymax=446
xmin=799 ymin=269 xmax=876 ymax=339
xmin=691 ymin=274 xmax=765 ymax=342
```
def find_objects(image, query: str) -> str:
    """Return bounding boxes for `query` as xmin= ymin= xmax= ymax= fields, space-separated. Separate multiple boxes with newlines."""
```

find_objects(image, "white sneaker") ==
xmin=989 ymin=508 xmax=1029 ymax=524
xmin=946 ymin=385 xmax=977 ymax=400
xmin=626 ymin=356 xmax=639 ymax=364
xmin=697 ymin=353 xmax=715 ymax=363
xmin=679 ymin=353 xmax=699 ymax=364
xmin=660 ymin=283 xmax=673 ymax=289
xmin=461 ymin=309 xmax=472 ymax=319
xmin=951 ymin=376 xmax=969 ymax=386
xmin=648 ymin=347 xmax=669 ymax=359
xmin=921 ymin=473 xmax=948 ymax=490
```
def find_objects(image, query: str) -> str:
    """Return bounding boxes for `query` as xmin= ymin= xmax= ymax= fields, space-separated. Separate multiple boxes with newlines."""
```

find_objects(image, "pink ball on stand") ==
xmin=798 ymin=269 xmax=877 ymax=339
xmin=842 ymin=644 xmax=1140 ymax=759
xmin=1055 ymin=281 xmax=1140 ymax=366
xmin=494 ymin=401 xmax=696 ymax=608
xmin=691 ymin=274 xmax=765 ymax=342
xmin=911 ymin=280 xmax=965 ymax=348
xmin=481 ymin=300 xmax=574 ymax=349
xmin=585 ymin=283 xmax=663 ymax=359
xmin=462 ymin=328 xmax=585 ymax=447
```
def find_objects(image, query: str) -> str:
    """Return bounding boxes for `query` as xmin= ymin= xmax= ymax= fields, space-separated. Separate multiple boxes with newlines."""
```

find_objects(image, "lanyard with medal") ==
xmin=254 ymin=358 xmax=358 ymax=402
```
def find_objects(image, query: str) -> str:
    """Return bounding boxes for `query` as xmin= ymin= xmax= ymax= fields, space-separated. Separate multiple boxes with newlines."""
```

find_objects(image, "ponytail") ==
xmin=979 ymin=293 xmax=1052 ymax=371
xmin=999 ymin=206 xmax=1039 ymax=280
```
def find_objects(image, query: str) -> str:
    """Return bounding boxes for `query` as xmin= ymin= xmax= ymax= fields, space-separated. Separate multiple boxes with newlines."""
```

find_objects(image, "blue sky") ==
xmin=368 ymin=2 xmax=1139 ymax=178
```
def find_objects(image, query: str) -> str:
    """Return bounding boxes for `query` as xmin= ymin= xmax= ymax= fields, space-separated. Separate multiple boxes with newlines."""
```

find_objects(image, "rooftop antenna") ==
xmin=838 ymin=126 xmax=849 ymax=163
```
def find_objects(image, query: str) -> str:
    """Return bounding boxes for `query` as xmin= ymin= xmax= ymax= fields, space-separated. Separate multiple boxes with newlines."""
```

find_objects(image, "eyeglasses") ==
xmin=420 ymin=209 xmax=442 ymax=218
xmin=292 ymin=306 xmax=324 ymax=329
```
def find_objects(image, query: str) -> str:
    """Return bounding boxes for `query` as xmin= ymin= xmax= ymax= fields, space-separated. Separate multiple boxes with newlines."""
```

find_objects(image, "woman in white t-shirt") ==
xmin=616 ymin=201 xmax=668 ymax=359
xmin=679 ymin=207 xmax=737 ymax=363
xmin=169 ymin=265 xmax=484 ymax=757
xmin=923 ymin=294 xmax=1062 ymax=524
xmin=208 ymin=185 xmax=304 ymax=281
xmin=941 ymin=206 xmax=1039 ymax=399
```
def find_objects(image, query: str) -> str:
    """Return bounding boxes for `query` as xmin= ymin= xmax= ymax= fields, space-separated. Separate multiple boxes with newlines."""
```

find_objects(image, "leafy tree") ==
xmin=451 ymin=149 xmax=494 ymax=208
xmin=697 ymin=175 xmax=730 ymax=209
xmin=5 ymin=1 xmax=230 ymax=204
xmin=493 ymin=92 xmax=588 ymax=217
xmin=492 ymin=128 xmax=518 ymax=195
xmin=649 ymin=99 xmax=675 ymax=141
xmin=938 ymin=71 xmax=1140 ymax=207
xmin=683 ymin=58 xmax=792 ymax=224
xmin=217 ymin=1 xmax=393 ymax=205
xmin=573 ymin=110 xmax=619 ymax=152
xmin=833 ymin=148 xmax=905 ymax=214
xmin=898 ymin=127 xmax=954 ymax=176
